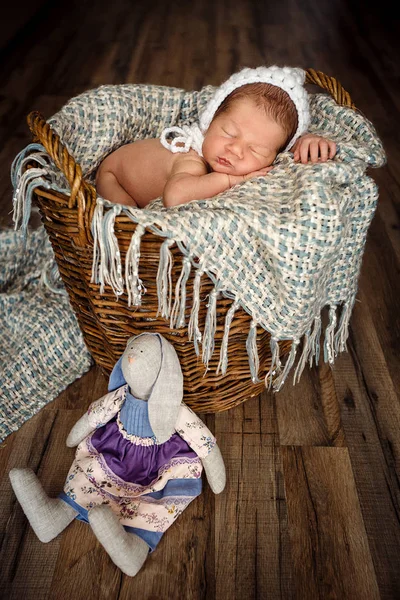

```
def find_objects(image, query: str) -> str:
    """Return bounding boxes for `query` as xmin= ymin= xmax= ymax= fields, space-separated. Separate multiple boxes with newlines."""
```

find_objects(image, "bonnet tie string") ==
xmin=160 ymin=123 xmax=204 ymax=156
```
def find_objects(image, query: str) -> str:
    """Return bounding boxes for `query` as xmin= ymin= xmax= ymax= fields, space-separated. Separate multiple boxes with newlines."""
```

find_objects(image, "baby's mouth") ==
xmin=217 ymin=156 xmax=232 ymax=167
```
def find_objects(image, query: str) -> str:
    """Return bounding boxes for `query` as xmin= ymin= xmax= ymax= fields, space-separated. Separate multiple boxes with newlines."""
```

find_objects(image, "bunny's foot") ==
xmin=9 ymin=467 xmax=78 ymax=542
xmin=88 ymin=504 xmax=149 ymax=577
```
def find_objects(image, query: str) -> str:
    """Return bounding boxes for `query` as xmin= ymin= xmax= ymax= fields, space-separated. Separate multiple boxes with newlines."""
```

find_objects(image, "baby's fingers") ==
xmin=295 ymin=137 xmax=337 ymax=164
xmin=318 ymin=140 xmax=329 ymax=162
xmin=328 ymin=140 xmax=337 ymax=159
xmin=309 ymin=141 xmax=321 ymax=163
xmin=299 ymin=142 xmax=311 ymax=164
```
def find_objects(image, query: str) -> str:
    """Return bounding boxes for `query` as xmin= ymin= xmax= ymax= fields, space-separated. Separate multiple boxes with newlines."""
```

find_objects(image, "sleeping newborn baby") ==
xmin=95 ymin=66 xmax=337 ymax=208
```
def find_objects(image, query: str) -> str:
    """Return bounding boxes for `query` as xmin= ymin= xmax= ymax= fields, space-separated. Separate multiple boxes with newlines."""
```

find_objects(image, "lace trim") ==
xmin=116 ymin=413 xmax=157 ymax=445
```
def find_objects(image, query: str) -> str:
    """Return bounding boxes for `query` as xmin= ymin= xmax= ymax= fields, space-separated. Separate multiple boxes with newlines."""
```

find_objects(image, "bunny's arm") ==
xmin=174 ymin=403 xmax=226 ymax=494
xmin=66 ymin=387 xmax=126 ymax=447
xmin=66 ymin=412 xmax=94 ymax=447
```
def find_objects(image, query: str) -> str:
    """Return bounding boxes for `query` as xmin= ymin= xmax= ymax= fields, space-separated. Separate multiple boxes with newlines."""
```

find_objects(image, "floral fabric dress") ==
xmin=60 ymin=384 xmax=216 ymax=552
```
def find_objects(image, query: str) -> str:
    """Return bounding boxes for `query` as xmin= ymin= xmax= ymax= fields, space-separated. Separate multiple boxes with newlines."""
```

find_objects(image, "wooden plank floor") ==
xmin=1 ymin=0 xmax=399 ymax=598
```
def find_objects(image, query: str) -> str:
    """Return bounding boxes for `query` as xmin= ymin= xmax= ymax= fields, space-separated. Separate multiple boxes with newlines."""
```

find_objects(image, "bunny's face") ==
xmin=121 ymin=335 xmax=162 ymax=400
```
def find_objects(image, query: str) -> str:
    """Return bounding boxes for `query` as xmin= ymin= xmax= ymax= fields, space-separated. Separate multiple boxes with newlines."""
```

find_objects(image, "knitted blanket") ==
xmin=12 ymin=83 xmax=386 ymax=391
xmin=0 ymin=226 xmax=92 ymax=443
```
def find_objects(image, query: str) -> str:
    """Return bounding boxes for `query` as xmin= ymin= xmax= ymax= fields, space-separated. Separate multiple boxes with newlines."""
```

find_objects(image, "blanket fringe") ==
xmin=157 ymin=238 xmax=175 ymax=318
xmin=40 ymin=259 xmax=68 ymax=296
xmin=170 ymin=256 xmax=191 ymax=329
xmin=91 ymin=199 xmax=104 ymax=287
xmin=13 ymin=168 xmax=50 ymax=237
xmin=273 ymin=339 xmax=300 ymax=391
xmin=11 ymin=143 xmax=48 ymax=183
xmin=265 ymin=336 xmax=282 ymax=390
xmin=216 ymin=299 xmax=239 ymax=375
xmin=88 ymin=202 xmax=355 ymax=390
xmin=11 ymin=144 xmax=71 ymax=240
xmin=293 ymin=328 xmax=311 ymax=385
xmin=271 ymin=301 xmax=354 ymax=390
xmin=324 ymin=305 xmax=337 ymax=364
xmin=12 ymin=145 xmax=53 ymax=239
xmin=125 ymin=224 xmax=146 ymax=306
xmin=91 ymin=202 xmax=125 ymax=296
xmin=308 ymin=315 xmax=322 ymax=368
xmin=188 ymin=267 xmax=204 ymax=356
xmin=334 ymin=299 xmax=353 ymax=354
xmin=246 ymin=320 xmax=261 ymax=383
xmin=103 ymin=205 xmax=124 ymax=296
xmin=202 ymin=287 xmax=219 ymax=371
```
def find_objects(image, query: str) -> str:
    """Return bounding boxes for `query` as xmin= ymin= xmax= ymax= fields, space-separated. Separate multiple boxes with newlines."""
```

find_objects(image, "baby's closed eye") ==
xmin=250 ymin=147 xmax=268 ymax=158
xmin=222 ymin=128 xmax=235 ymax=137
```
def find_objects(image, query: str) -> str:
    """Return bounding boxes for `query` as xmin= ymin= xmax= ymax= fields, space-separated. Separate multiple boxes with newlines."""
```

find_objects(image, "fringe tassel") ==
xmin=246 ymin=319 xmax=261 ymax=383
xmin=202 ymin=287 xmax=219 ymax=371
xmin=188 ymin=268 xmax=204 ymax=356
xmin=157 ymin=238 xmax=175 ymax=319
xmin=11 ymin=145 xmax=53 ymax=238
xmin=324 ymin=305 xmax=337 ymax=364
xmin=40 ymin=259 xmax=68 ymax=296
xmin=265 ymin=336 xmax=282 ymax=390
xmin=308 ymin=315 xmax=322 ymax=368
xmin=170 ymin=256 xmax=191 ymax=329
xmin=334 ymin=299 xmax=353 ymax=354
xmin=12 ymin=168 xmax=51 ymax=238
xmin=11 ymin=144 xmax=48 ymax=188
xmin=216 ymin=299 xmax=239 ymax=375
xmin=272 ymin=339 xmax=300 ymax=391
xmin=91 ymin=199 xmax=105 ymax=287
xmin=125 ymin=224 xmax=146 ymax=306
xmin=102 ymin=205 xmax=124 ymax=296
xmin=293 ymin=328 xmax=311 ymax=385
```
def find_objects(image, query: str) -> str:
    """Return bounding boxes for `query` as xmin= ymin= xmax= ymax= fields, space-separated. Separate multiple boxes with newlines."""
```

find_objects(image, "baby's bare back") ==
xmin=97 ymin=139 xmax=177 ymax=207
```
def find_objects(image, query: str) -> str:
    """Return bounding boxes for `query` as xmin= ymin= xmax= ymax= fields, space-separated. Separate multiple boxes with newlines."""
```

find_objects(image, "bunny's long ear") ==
xmin=148 ymin=335 xmax=183 ymax=444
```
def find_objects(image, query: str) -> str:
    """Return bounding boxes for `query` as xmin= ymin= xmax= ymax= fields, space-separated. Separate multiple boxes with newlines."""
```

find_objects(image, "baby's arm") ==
xmin=163 ymin=154 xmax=270 ymax=207
xmin=291 ymin=134 xmax=337 ymax=164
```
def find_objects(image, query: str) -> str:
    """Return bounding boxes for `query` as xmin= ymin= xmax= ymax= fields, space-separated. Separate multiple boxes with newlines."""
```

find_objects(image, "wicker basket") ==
xmin=27 ymin=69 xmax=355 ymax=413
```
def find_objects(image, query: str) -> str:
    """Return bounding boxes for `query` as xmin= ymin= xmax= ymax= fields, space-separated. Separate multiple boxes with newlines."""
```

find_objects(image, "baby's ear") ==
xmin=148 ymin=336 xmax=183 ymax=443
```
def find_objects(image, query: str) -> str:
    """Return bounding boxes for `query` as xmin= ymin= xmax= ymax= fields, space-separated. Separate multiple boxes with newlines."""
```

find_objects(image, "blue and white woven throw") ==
xmin=0 ymin=226 xmax=92 ymax=442
xmin=12 ymin=83 xmax=386 ymax=392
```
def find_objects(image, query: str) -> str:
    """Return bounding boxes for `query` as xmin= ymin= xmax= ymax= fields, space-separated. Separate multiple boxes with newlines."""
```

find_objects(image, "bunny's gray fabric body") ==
xmin=9 ymin=333 xmax=226 ymax=576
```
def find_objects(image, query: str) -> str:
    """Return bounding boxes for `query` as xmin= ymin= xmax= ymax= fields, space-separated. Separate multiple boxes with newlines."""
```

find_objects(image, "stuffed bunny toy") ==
xmin=9 ymin=333 xmax=226 ymax=577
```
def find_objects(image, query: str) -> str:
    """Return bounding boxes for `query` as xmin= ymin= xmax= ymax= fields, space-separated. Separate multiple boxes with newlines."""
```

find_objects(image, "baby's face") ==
xmin=202 ymin=97 xmax=288 ymax=176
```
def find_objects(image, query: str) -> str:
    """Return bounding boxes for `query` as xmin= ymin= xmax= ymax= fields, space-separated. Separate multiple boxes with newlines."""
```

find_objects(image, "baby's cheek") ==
xmin=262 ymin=155 xmax=276 ymax=168
xmin=250 ymin=158 xmax=271 ymax=173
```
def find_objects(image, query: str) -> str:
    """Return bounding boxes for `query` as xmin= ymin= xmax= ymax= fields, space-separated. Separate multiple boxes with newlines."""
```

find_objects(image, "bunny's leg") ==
xmin=9 ymin=468 xmax=78 ymax=543
xmin=88 ymin=504 xmax=149 ymax=577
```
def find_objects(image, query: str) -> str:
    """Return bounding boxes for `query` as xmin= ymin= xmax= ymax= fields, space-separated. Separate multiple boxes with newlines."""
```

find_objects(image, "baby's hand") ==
xmin=291 ymin=134 xmax=337 ymax=164
xmin=227 ymin=166 xmax=273 ymax=187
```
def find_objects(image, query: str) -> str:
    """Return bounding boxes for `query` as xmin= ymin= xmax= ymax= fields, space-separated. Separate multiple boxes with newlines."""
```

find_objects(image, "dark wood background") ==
xmin=1 ymin=0 xmax=399 ymax=598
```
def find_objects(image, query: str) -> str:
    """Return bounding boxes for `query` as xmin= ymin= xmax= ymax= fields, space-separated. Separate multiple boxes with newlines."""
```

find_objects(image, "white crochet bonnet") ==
xmin=160 ymin=65 xmax=310 ymax=156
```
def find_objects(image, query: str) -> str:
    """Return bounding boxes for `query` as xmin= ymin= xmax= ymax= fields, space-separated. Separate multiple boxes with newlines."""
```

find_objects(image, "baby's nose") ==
xmin=228 ymin=141 xmax=244 ymax=159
